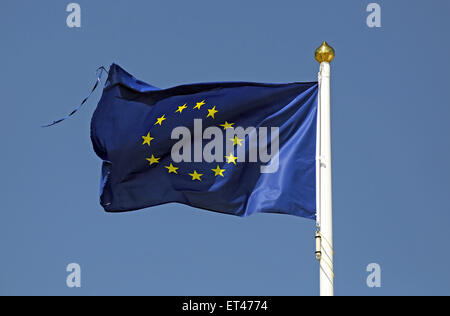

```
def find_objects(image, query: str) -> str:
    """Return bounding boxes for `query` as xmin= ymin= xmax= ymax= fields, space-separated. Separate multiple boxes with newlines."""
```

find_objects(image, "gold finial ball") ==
xmin=315 ymin=41 xmax=335 ymax=63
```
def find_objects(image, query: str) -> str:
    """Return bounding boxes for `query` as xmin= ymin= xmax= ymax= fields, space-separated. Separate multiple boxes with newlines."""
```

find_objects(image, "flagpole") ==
xmin=315 ymin=42 xmax=335 ymax=296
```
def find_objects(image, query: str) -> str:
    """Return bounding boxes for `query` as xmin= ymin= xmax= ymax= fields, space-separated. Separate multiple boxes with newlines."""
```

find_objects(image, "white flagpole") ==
xmin=315 ymin=42 xmax=335 ymax=296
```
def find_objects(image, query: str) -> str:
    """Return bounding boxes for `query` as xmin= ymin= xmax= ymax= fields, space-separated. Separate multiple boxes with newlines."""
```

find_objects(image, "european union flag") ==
xmin=91 ymin=64 xmax=318 ymax=219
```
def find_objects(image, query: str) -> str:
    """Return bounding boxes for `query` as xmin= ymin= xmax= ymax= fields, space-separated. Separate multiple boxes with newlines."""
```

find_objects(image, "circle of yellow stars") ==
xmin=141 ymin=99 xmax=244 ymax=181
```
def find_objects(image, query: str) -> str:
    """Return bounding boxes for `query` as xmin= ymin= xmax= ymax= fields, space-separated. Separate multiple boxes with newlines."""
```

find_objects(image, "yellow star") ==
xmin=165 ymin=163 xmax=179 ymax=174
xmin=189 ymin=170 xmax=203 ymax=181
xmin=154 ymin=114 xmax=166 ymax=126
xmin=142 ymin=132 xmax=154 ymax=146
xmin=207 ymin=106 xmax=218 ymax=119
xmin=220 ymin=121 xmax=234 ymax=130
xmin=193 ymin=100 xmax=206 ymax=110
xmin=146 ymin=154 xmax=160 ymax=165
xmin=225 ymin=153 xmax=238 ymax=165
xmin=211 ymin=165 xmax=225 ymax=177
xmin=175 ymin=104 xmax=188 ymax=113
xmin=230 ymin=135 xmax=244 ymax=146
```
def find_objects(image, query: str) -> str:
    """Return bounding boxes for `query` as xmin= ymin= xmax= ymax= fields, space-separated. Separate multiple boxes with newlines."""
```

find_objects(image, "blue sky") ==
xmin=0 ymin=0 xmax=449 ymax=295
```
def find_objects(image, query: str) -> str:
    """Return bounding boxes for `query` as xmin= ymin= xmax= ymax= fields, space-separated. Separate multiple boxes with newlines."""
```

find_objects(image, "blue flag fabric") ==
xmin=91 ymin=64 xmax=318 ymax=219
